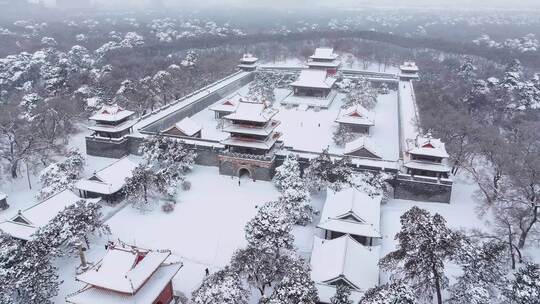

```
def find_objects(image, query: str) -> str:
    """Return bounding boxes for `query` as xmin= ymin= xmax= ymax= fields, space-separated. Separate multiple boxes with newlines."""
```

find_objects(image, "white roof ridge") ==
xmin=21 ymin=189 xmax=77 ymax=212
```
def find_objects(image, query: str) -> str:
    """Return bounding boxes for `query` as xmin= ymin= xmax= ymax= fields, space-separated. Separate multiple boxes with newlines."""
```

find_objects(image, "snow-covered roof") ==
xmin=90 ymin=104 xmax=135 ymax=122
xmin=163 ymin=117 xmax=202 ymax=137
xmin=0 ymin=192 xmax=6 ymax=200
xmin=67 ymin=264 xmax=180 ymax=304
xmin=344 ymin=137 xmax=383 ymax=159
xmin=240 ymin=53 xmax=258 ymax=63
xmin=307 ymin=61 xmax=340 ymax=68
xmin=407 ymin=135 xmax=449 ymax=158
xmin=222 ymin=120 xmax=280 ymax=136
xmin=75 ymin=156 xmax=139 ymax=195
xmin=68 ymin=243 xmax=182 ymax=304
xmin=0 ymin=189 xmax=96 ymax=241
xmin=318 ymin=188 xmax=381 ymax=238
xmin=209 ymin=94 xmax=242 ymax=113
xmin=310 ymin=48 xmax=338 ymax=60
xmin=335 ymin=104 xmax=375 ymax=126
xmin=221 ymin=135 xmax=279 ymax=150
xmin=403 ymin=161 xmax=451 ymax=173
xmin=223 ymin=101 xmax=278 ymax=123
xmin=290 ymin=70 xmax=336 ymax=89
xmin=87 ymin=120 xmax=136 ymax=133
xmin=400 ymin=61 xmax=419 ymax=72
xmin=0 ymin=220 xmax=37 ymax=241
xmin=311 ymin=235 xmax=380 ymax=292
xmin=76 ymin=244 xmax=174 ymax=293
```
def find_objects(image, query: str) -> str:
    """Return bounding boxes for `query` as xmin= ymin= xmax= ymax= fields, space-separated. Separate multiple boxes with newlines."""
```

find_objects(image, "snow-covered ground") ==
xmin=398 ymin=80 xmax=420 ymax=155
xmin=55 ymin=165 xmax=326 ymax=302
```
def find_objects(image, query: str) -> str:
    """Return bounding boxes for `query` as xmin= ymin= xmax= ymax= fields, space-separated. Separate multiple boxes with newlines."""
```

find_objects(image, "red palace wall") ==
xmin=153 ymin=282 xmax=174 ymax=304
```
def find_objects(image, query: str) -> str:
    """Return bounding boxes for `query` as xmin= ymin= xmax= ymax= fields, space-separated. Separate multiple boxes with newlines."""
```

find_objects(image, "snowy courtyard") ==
xmin=190 ymin=83 xmax=400 ymax=160
xmin=55 ymin=165 xmax=326 ymax=301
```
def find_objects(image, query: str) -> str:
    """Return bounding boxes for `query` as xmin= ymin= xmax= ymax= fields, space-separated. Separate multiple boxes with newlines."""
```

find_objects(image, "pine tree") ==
xmin=279 ymin=180 xmax=314 ymax=225
xmin=504 ymin=263 xmax=540 ymax=304
xmin=380 ymin=207 xmax=461 ymax=304
xmin=266 ymin=254 xmax=319 ymax=304
xmin=191 ymin=267 xmax=249 ymax=304
xmin=274 ymin=154 xmax=314 ymax=225
xmin=230 ymin=246 xmax=289 ymax=296
xmin=273 ymin=154 xmax=301 ymax=191
xmin=0 ymin=232 xmax=23 ymax=302
xmin=304 ymin=148 xmax=334 ymax=192
xmin=35 ymin=200 xmax=110 ymax=253
xmin=330 ymin=283 xmax=353 ymax=304
xmin=327 ymin=156 xmax=355 ymax=192
xmin=140 ymin=135 xmax=197 ymax=200
xmin=359 ymin=281 xmax=415 ymax=304
xmin=332 ymin=124 xmax=355 ymax=147
xmin=37 ymin=149 xmax=85 ymax=200
xmin=304 ymin=149 xmax=354 ymax=192
xmin=244 ymin=200 xmax=294 ymax=256
xmin=342 ymin=79 xmax=378 ymax=110
xmin=124 ymin=163 xmax=154 ymax=207
xmin=352 ymin=171 xmax=394 ymax=202
xmin=11 ymin=238 xmax=59 ymax=304
xmin=449 ymin=239 xmax=507 ymax=304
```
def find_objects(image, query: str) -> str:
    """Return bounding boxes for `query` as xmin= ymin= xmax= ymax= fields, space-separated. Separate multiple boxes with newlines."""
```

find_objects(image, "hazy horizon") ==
xmin=30 ymin=0 xmax=540 ymax=10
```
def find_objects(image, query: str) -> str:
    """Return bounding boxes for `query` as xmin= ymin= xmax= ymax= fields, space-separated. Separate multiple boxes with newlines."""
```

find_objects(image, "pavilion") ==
xmin=310 ymin=235 xmax=380 ymax=303
xmin=404 ymin=134 xmax=451 ymax=178
xmin=307 ymin=48 xmax=340 ymax=74
xmin=66 ymin=242 xmax=182 ymax=304
xmin=88 ymin=104 xmax=136 ymax=139
xmin=335 ymin=104 xmax=375 ymax=134
xmin=318 ymin=187 xmax=382 ymax=246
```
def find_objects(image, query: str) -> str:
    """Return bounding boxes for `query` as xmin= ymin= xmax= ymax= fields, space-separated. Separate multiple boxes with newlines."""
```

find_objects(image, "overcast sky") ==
xmin=34 ymin=0 xmax=540 ymax=10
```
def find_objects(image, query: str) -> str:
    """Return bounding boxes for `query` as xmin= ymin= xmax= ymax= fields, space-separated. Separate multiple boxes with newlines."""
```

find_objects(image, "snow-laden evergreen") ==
xmin=342 ymin=78 xmax=378 ymax=110
xmin=448 ymin=240 xmax=507 ymax=304
xmin=244 ymin=200 xmax=294 ymax=255
xmin=273 ymin=154 xmax=314 ymax=225
xmin=34 ymin=200 xmax=110 ymax=253
xmin=504 ymin=263 xmax=540 ymax=304
xmin=191 ymin=267 xmax=249 ymax=304
xmin=330 ymin=283 xmax=353 ymax=304
xmin=304 ymin=149 xmax=354 ymax=192
xmin=37 ymin=149 xmax=85 ymax=200
xmin=265 ymin=254 xmax=319 ymax=304
xmin=358 ymin=281 xmax=416 ymax=304
xmin=380 ymin=207 xmax=462 ymax=304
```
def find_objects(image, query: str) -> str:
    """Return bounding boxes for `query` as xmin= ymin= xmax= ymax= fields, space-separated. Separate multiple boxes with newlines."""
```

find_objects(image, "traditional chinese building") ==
xmin=399 ymin=61 xmax=419 ymax=81
xmin=0 ymin=189 xmax=96 ymax=241
xmin=75 ymin=156 xmax=139 ymax=203
xmin=403 ymin=134 xmax=451 ymax=178
xmin=162 ymin=117 xmax=202 ymax=138
xmin=218 ymin=101 xmax=281 ymax=180
xmin=88 ymin=104 xmax=136 ymax=139
xmin=290 ymin=70 xmax=336 ymax=98
xmin=335 ymin=104 xmax=375 ymax=134
xmin=307 ymin=48 xmax=340 ymax=74
xmin=66 ymin=242 xmax=182 ymax=304
xmin=237 ymin=53 xmax=258 ymax=71
xmin=318 ymin=188 xmax=382 ymax=246
xmin=209 ymin=93 xmax=242 ymax=118
xmin=310 ymin=235 xmax=380 ymax=303
xmin=344 ymin=137 xmax=383 ymax=159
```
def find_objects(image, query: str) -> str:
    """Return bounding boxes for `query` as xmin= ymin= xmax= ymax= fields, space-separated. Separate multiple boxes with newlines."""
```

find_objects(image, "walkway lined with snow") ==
xmin=398 ymin=80 xmax=421 ymax=157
